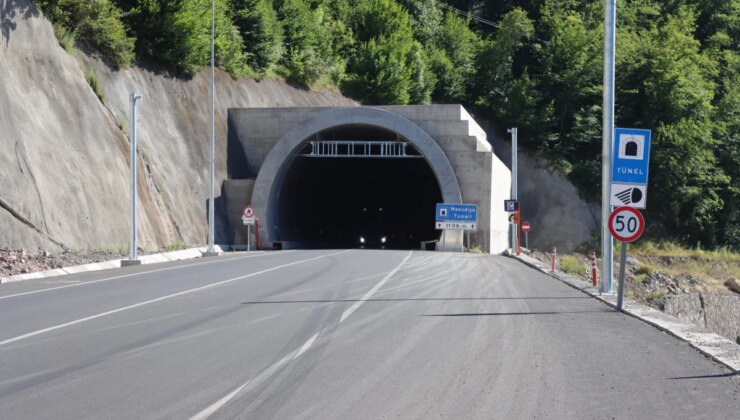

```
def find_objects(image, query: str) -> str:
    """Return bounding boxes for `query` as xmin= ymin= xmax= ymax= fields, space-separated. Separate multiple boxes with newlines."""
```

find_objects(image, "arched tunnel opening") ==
xmin=274 ymin=125 xmax=443 ymax=249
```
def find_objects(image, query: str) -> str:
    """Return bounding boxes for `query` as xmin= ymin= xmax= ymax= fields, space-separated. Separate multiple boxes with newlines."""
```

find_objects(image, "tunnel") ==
xmin=274 ymin=125 xmax=443 ymax=249
xmin=248 ymin=106 xmax=468 ymax=252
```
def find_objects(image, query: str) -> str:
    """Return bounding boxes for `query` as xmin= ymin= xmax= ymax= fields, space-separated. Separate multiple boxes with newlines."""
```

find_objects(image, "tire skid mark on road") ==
xmin=190 ymin=250 xmax=413 ymax=420
xmin=0 ymin=250 xmax=348 ymax=348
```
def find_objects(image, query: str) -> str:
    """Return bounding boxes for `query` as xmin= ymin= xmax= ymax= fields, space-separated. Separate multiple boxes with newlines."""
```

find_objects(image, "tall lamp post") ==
xmin=123 ymin=93 xmax=143 ymax=267
xmin=601 ymin=0 xmax=616 ymax=292
xmin=205 ymin=0 xmax=219 ymax=256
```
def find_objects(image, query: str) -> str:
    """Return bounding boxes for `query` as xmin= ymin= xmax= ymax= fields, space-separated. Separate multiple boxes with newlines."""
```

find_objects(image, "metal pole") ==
xmin=616 ymin=242 xmax=627 ymax=311
xmin=508 ymin=128 xmax=518 ymax=253
xmin=525 ymin=232 xmax=529 ymax=250
xmin=247 ymin=225 xmax=251 ymax=252
xmin=129 ymin=93 xmax=142 ymax=261
xmin=442 ymin=230 xmax=446 ymax=252
xmin=207 ymin=0 xmax=216 ymax=253
xmin=601 ymin=0 xmax=617 ymax=293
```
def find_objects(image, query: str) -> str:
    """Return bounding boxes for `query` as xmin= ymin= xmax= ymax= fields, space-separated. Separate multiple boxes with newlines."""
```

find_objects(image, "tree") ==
xmin=232 ymin=0 xmax=284 ymax=73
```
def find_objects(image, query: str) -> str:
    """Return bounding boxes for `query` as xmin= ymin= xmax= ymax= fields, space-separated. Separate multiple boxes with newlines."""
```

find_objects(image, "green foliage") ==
xmin=560 ymin=255 xmax=583 ymax=275
xmin=37 ymin=0 xmax=134 ymax=68
xmin=84 ymin=69 xmax=105 ymax=102
xmin=232 ymin=0 xmax=284 ymax=73
xmin=52 ymin=23 xmax=76 ymax=52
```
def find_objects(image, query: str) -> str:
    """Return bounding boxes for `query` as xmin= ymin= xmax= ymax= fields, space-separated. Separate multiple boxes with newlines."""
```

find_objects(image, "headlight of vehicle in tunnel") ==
xmin=360 ymin=236 xmax=365 ymax=244
xmin=381 ymin=236 xmax=387 ymax=244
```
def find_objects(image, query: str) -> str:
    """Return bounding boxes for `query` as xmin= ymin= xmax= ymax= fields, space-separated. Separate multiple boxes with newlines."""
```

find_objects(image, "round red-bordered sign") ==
xmin=522 ymin=221 xmax=531 ymax=233
xmin=608 ymin=206 xmax=645 ymax=242
xmin=243 ymin=205 xmax=255 ymax=218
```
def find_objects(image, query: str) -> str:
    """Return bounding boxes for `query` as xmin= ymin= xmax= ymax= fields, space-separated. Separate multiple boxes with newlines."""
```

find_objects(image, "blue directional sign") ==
xmin=612 ymin=128 xmax=652 ymax=185
xmin=436 ymin=203 xmax=477 ymax=222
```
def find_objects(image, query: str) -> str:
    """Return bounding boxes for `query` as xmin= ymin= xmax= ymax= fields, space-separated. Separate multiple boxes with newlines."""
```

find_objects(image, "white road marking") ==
xmin=190 ymin=251 xmax=413 ymax=420
xmin=0 ymin=250 xmax=348 ymax=347
xmin=191 ymin=330 xmax=322 ymax=420
xmin=340 ymin=250 xmax=412 ymax=323
xmin=0 ymin=251 xmax=288 ymax=300
xmin=294 ymin=333 xmax=319 ymax=360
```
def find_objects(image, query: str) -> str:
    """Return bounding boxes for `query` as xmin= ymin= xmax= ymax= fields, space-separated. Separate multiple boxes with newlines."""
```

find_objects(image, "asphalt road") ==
xmin=0 ymin=250 xmax=737 ymax=419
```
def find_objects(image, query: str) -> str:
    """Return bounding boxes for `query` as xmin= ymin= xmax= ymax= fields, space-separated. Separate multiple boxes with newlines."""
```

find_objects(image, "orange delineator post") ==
xmin=515 ymin=210 xmax=522 ymax=256
xmin=551 ymin=247 xmax=557 ymax=272
xmin=591 ymin=251 xmax=598 ymax=287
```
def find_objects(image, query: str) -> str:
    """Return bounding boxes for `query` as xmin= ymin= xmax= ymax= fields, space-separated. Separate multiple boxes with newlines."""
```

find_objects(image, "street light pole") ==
xmin=507 ymin=128 xmax=518 ymax=254
xmin=601 ymin=0 xmax=616 ymax=293
xmin=124 ymin=93 xmax=143 ymax=267
xmin=207 ymin=0 xmax=216 ymax=255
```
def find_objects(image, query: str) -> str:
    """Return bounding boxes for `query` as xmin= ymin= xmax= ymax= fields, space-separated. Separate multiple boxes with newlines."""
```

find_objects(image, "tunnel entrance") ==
xmin=274 ymin=125 xmax=443 ymax=249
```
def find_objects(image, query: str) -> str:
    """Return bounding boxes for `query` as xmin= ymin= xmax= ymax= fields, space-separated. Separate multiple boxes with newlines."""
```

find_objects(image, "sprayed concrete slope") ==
xmin=0 ymin=0 xmax=353 ymax=251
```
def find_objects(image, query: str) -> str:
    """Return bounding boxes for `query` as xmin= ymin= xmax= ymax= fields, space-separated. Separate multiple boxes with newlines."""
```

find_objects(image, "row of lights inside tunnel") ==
xmin=124 ymin=0 xmax=217 ymax=265
xmin=125 ymin=0 xmax=616 ymax=292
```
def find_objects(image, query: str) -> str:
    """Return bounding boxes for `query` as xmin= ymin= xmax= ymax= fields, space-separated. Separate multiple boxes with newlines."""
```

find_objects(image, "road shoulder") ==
xmin=507 ymin=251 xmax=740 ymax=372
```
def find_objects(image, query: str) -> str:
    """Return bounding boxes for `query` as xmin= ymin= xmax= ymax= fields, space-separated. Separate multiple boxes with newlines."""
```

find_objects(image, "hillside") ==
xmin=28 ymin=0 xmax=738 ymax=250
xmin=0 ymin=0 xmax=353 ymax=251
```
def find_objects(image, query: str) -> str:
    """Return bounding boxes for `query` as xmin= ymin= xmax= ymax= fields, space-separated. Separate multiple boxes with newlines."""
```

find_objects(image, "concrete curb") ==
xmin=506 ymin=251 xmax=740 ymax=372
xmin=0 ymin=245 xmax=227 ymax=284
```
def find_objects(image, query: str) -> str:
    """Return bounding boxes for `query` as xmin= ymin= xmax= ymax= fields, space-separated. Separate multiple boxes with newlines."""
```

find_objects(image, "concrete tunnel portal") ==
xmin=228 ymin=106 xmax=511 ymax=253
xmin=275 ymin=125 xmax=444 ymax=249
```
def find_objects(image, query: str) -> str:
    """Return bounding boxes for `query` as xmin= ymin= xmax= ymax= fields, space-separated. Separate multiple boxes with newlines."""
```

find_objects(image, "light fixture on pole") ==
xmin=123 ymin=93 xmax=143 ymax=267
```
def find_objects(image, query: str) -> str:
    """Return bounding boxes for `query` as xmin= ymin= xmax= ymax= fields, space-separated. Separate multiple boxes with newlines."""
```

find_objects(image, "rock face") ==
xmin=0 ymin=0 xmax=353 ymax=251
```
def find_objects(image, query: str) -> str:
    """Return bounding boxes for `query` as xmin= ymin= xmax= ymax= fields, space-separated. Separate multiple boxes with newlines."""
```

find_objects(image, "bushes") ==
xmin=37 ymin=0 xmax=134 ymax=68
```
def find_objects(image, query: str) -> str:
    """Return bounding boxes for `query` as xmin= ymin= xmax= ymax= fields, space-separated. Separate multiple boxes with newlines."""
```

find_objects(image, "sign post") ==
xmin=608 ymin=206 xmax=645 ymax=311
xmin=435 ymin=204 xmax=478 ymax=252
xmin=242 ymin=205 xmax=256 ymax=251
xmin=605 ymin=127 xmax=652 ymax=294
xmin=522 ymin=221 xmax=530 ymax=249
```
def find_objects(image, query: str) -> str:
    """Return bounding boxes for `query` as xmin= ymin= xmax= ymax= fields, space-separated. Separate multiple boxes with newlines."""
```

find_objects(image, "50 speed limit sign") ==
xmin=608 ymin=206 xmax=645 ymax=242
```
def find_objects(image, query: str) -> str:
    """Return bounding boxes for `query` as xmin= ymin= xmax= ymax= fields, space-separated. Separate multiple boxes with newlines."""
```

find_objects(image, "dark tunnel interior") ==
xmin=274 ymin=127 xmax=443 ymax=249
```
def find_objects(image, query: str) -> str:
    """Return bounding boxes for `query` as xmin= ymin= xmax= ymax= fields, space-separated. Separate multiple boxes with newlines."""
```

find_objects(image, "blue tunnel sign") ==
xmin=612 ymin=128 xmax=652 ymax=185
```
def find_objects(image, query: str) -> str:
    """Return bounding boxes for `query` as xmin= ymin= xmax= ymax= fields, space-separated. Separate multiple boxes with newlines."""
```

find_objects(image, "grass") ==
xmin=53 ymin=23 xmax=76 ymax=53
xmin=624 ymin=241 xmax=740 ymax=292
xmin=163 ymin=241 xmax=187 ymax=252
xmin=469 ymin=246 xmax=484 ymax=254
xmin=84 ymin=69 xmax=105 ymax=102
xmin=560 ymin=255 xmax=584 ymax=276
xmin=646 ymin=289 xmax=666 ymax=301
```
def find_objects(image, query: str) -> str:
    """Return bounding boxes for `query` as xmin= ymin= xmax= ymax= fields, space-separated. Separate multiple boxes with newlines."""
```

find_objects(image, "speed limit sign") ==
xmin=608 ymin=206 xmax=645 ymax=242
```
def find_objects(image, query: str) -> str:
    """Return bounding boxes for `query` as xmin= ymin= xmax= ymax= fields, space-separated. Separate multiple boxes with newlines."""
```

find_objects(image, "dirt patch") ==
xmin=0 ymin=248 xmax=124 ymax=277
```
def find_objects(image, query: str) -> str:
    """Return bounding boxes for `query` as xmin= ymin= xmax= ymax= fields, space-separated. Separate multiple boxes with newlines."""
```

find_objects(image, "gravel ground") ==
xmin=0 ymin=248 xmax=125 ymax=278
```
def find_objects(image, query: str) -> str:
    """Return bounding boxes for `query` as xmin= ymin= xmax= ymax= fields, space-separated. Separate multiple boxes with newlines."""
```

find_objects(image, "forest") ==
xmin=34 ymin=0 xmax=739 ymax=250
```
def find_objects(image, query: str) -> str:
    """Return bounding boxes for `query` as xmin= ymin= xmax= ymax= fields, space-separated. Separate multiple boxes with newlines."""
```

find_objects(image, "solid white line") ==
xmin=339 ymin=250 xmax=412 ymax=323
xmin=0 ymin=250 xmax=348 ymax=347
xmin=0 ymin=251 xmax=289 ymax=300
xmin=190 ymin=251 xmax=411 ymax=419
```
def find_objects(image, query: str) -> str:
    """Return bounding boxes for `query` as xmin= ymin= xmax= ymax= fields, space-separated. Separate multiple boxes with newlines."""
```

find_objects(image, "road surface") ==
xmin=1 ymin=250 xmax=737 ymax=419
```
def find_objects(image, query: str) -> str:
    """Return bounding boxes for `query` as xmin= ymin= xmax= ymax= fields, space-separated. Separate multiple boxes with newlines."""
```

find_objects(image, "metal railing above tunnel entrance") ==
xmin=304 ymin=141 xmax=422 ymax=158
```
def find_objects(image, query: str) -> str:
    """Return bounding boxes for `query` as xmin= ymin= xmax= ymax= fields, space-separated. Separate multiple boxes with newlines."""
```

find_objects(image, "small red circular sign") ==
xmin=608 ymin=207 xmax=645 ymax=243
xmin=522 ymin=221 xmax=531 ymax=233
xmin=243 ymin=205 xmax=255 ymax=218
